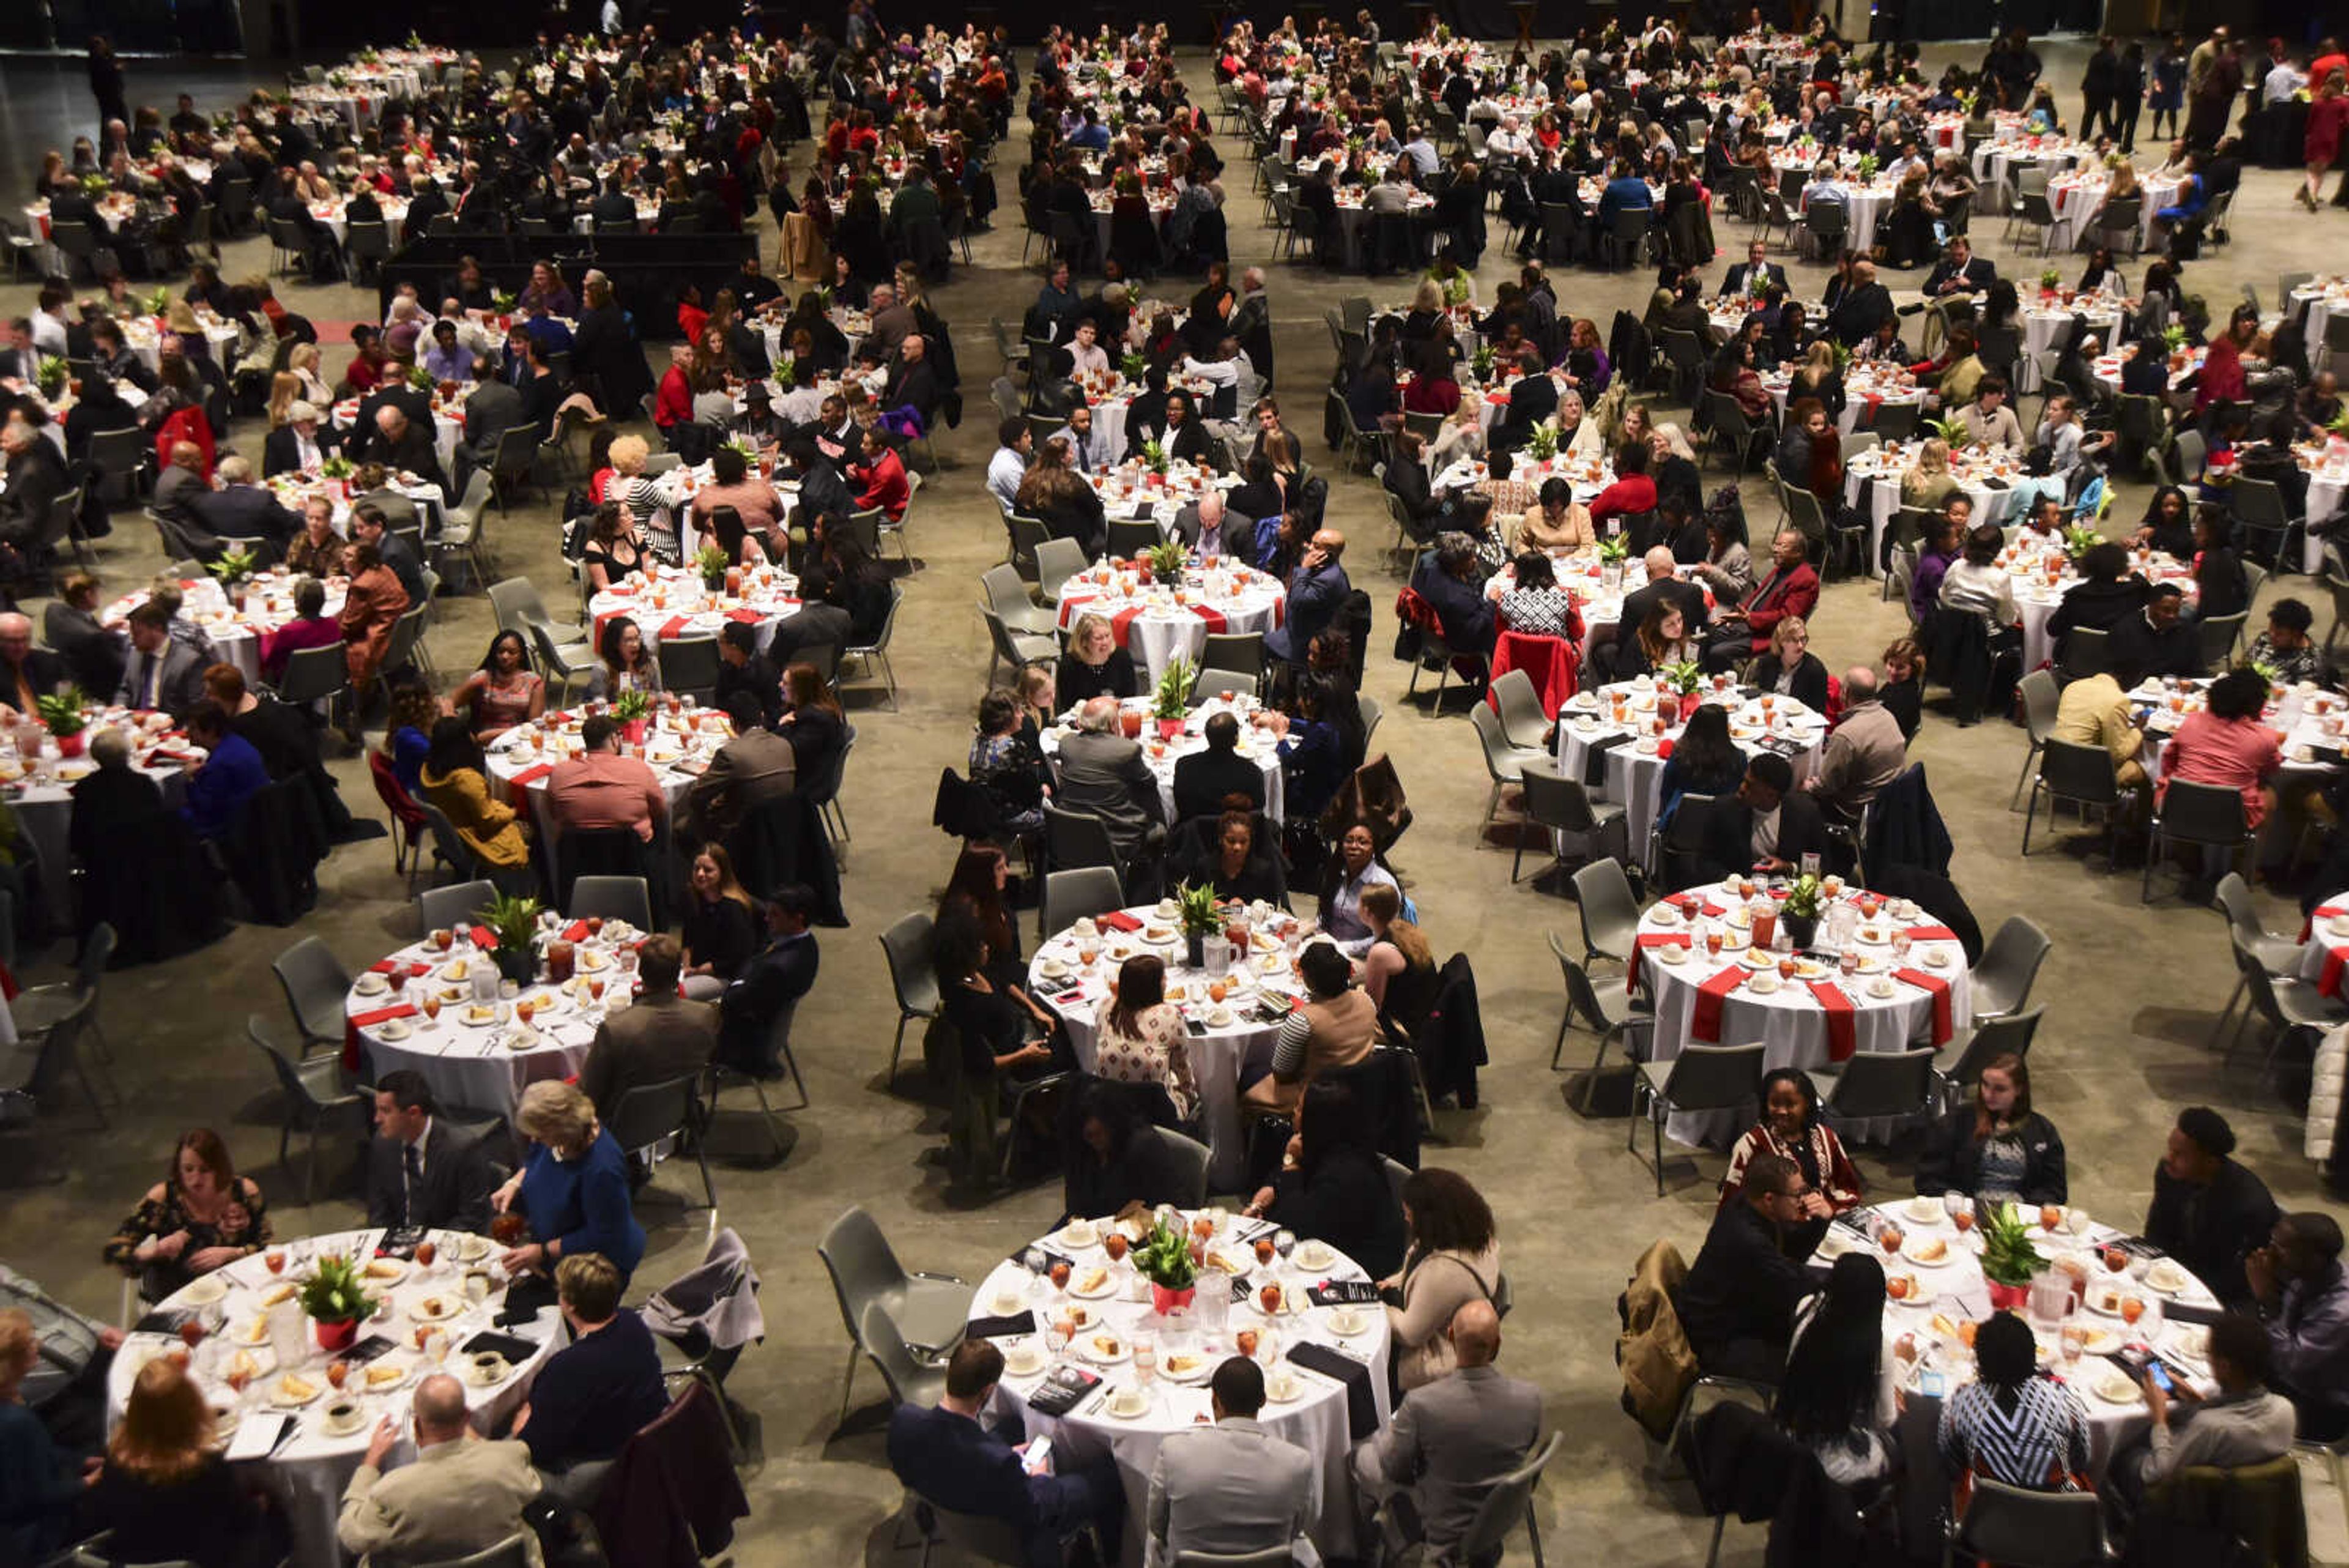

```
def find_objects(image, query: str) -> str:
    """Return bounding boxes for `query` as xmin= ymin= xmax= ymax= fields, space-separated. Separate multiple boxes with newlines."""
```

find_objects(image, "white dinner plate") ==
xmin=1075 ymin=1331 xmax=1131 ymax=1365
xmin=1901 ymin=1235 xmax=1958 ymax=1267
xmin=1159 ymin=1351 xmax=1215 ymax=1383
xmin=1291 ymin=1241 xmax=1334 ymax=1272
xmin=179 ymin=1277 xmax=227 ymax=1307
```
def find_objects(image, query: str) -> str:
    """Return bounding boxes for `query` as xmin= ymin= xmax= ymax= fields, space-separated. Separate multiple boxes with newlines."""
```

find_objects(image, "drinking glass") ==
xmin=1022 ymin=1247 xmax=1049 ymax=1301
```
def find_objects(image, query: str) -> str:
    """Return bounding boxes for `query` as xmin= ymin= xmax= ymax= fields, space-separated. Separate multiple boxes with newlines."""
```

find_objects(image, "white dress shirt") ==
xmin=986 ymin=445 xmax=1027 ymax=513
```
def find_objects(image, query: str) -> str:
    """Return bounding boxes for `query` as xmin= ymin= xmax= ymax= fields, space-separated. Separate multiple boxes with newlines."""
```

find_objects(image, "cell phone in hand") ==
xmin=1022 ymin=1435 xmax=1053 ymax=1475
xmin=2146 ymin=1359 xmax=2175 ymax=1394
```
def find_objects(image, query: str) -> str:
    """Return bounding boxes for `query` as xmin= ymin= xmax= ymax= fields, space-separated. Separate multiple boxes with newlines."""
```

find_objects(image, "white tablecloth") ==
xmin=2044 ymin=174 xmax=2180 ymax=255
xmin=1633 ymin=886 xmax=1973 ymax=1144
xmin=1038 ymin=694 xmax=1286 ymax=829
xmin=2 ymin=711 xmax=189 ymax=895
xmin=2014 ymin=298 xmax=2124 ymax=392
xmin=104 ymin=571 xmax=350 ymax=689
xmin=586 ymin=565 xmax=804 ymax=658
xmin=1845 ymin=445 xmax=2028 ymax=570
xmin=2008 ymin=543 xmax=2193 ymax=672
xmin=481 ymin=708 xmax=714 ymax=886
xmin=330 ymin=395 xmax=462 ymax=472
xmin=344 ymin=932 xmax=632 ymax=1117
xmin=1051 ymin=564 xmax=1286 ymax=686
xmin=970 ymin=1211 xmax=1391 ymax=1562
xmin=105 ymin=1229 xmax=558 ymax=1568
xmin=1554 ymin=682 xmax=1825 ymax=864
xmin=1798 ymin=180 xmax=1892 ymax=256
xmin=1031 ymin=904 xmax=1308 ymax=1185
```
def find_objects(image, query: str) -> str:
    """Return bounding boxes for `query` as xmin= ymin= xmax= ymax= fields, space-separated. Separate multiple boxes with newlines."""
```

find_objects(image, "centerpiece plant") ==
xmin=474 ymin=890 xmax=543 ymax=986
xmin=1778 ymin=872 xmax=1825 ymax=949
xmin=1133 ymin=1219 xmax=1198 ymax=1315
xmin=1978 ymin=1202 xmax=2048 ymax=1309
xmin=1151 ymin=656 xmax=1194 ymax=737
xmin=1174 ymin=879 xmax=1220 ymax=967
xmin=35 ymin=689 xmax=88 ymax=758
xmin=298 ymin=1252 xmax=377 ymax=1351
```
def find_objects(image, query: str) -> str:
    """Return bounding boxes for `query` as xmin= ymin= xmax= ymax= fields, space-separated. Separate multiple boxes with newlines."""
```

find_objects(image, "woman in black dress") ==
xmin=776 ymin=661 xmax=847 ymax=778
xmin=681 ymin=844 xmax=759 ymax=1000
xmin=935 ymin=904 xmax=1061 ymax=1181
xmin=1239 ymin=1080 xmax=1408 ymax=1278
xmin=1056 ymin=612 xmax=1141 ymax=705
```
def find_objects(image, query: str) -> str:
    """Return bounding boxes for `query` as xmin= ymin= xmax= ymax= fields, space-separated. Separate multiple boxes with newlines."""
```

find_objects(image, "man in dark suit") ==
xmin=452 ymin=371 xmax=525 ymax=496
xmin=0 ymin=612 xmax=69 ymax=716
xmin=1168 ymin=491 xmax=1254 ymax=559
xmin=365 ymin=1071 xmax=494 ymax=1233
xmin=1718 ymin=239 xmax=1787 ymax=299
xmin=1826 ymin=258 xmax=1895 ymax=346
xmin=579 ymin=937 xmax=719 ymax=1115
xmin=1923 ymin=235 xmax=1997 ymax=297
xmin=713 ymin=621 xmax=782 ymax=732
xmin=2107 ymin=584 xmax=2202 ymax=678
xmin=888 ymin=1340 xmax=1125 ymax=1568
xmin=264 ymin=167 xmax=341 ymax=280
xmin=881 ymin=335 xmax=941 ymax=428
xmin=401 ymin=176 xmax=449 ymax=245
xmin=189 ymin=455 xmax=301 ymax=557
xmin=588 ymin=180 xmax=639 ymax=230
xmin=1264 ymin=529 xmax=1352 ymax=668
xmin=718 ymin=885 xmax=819 ymax=1079
xmin=1700 ymin=753 xmax=1838 ymax=883
xmin=0 ymin=419 xmax=70 ymax=555
xmin=1487 ymin=349 xmax=1557 ymax=458
xmin=1172 ymin=713 xmax=1267 ymax=824
xmin=363 ymin=404 xmax=449 ymax=502
xmin=261 ymin=401 xmax=340 ymax=477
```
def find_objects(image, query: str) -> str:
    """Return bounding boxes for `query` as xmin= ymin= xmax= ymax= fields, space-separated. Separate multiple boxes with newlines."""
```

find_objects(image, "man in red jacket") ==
xmin=1704 ymin=528 xmax=1819 ymax=669
xmin=848 ymin=425 xmax=910 ymax=521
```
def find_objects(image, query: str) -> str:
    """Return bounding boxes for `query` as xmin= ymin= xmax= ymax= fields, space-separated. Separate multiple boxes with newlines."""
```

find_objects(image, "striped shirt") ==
xmin=1937 ymin=1376 xmax=2091 ymax=1490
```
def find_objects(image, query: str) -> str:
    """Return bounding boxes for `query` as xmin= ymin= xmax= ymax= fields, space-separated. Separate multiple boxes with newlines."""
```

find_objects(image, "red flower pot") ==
xmin=313 ymin=1315 xmax=361 ymax=1352
xmin=620 ymin=718 xmax=647 ymax=745
xmin=1677 ymin=693 xmax=1703 ymax=723
xmin=1149 ymin=1284 xmax=1196 ymax=1316
xmin=1156 ymin=718 xmax=1185 ymax=740
xmin=53 ymin=730 xmax=84 ymax=759
xmin=1984 ymin=1279 xmax=2033 ymax=1312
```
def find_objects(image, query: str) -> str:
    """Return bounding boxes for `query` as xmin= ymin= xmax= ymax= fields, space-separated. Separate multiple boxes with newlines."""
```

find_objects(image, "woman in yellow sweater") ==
xmin=417 ymin=715 xmax=533 ymax=894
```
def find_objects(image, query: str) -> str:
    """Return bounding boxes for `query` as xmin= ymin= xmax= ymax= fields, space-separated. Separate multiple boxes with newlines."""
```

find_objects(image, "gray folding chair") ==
xmin=1807 ymin=1046 xmax=1938 ymax=1137
xmin=1944 ymin=1476 xmax=2111 ymax=1568
xmin=981 ymin=563 xmax=1056 ymax=636
xmin=1033 ymin=538 xmax=1087 ymax=605
xmin=1970 ymin=916 xmax=2051 ymax=1020
xmin=607 ymin=1074 xmax=716 ymax=1208
xmin=1042 ymin=868 xmax=1125 ymax=934
xmin=879 ymin=912 xmax=940 ymax=1085
xmin=415 ymin=879 xmax=496 ymax=937
xmin=860 ymin=1302 xmax=949 ymax=1414
xmin=818 ymin=1205 xmax=969 ymax=1422
xmin=1630 ymin=1042 xmax=1765 ymax=1195
xmin=2142 ymin=778 xmax=2250 ymax=902
xmin=1570 ymin=858 xmax=1642 ymax=968
xmin=1490 ymin=667 xmax=1551 ymax=752
xmin=2021 ymin=738 xmax=2129 ymax=866
xmin=1148 ymin=1126 xmax=1211 ymax=1208
xmin=272 ymin=935 xmax=354 ymax=1056
xmin=1550 ymin=931 xmax=1653 ymax=1110
xmin=1516 ymin=762 xmax=1628 ymax=883
xmin=1444 ymin=1429 xmax=1560 ymax=1568
xmin=659 ymin=634 xmax=722 ymax=703
xmin=568 ymin=875 xmax=653 ymax=931
xmin=1198 ymin=632 xmax=1265 ymax=682
xmin=1470 ymin=704 xmax=1543 ymax=842
xmin=2009 ymin=669 xmax=2060 ymax=811
xmin=1931 ymin=1006 xmax=2045 ymax=1113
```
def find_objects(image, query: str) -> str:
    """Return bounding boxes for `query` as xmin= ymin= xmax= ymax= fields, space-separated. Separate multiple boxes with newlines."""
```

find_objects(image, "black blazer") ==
xmin=1748 ymin=650 xmax=1830 ymax=712
xmin=1268 ymin=1147 xmax=1408 ymax=1279
xmin=363 ymin=1121 xmax=493 ymax=1233
xmin=1915 ymin=1109 xmax=2068 ymax=1206
xmin=1699 ymin=788 xmax=1837 ymax=883
xmin=1171 ymin=748 xmax=1266 ymax=823
xmin=261 ymin=422 xmax=340 ymax=478
xmin=718 ymin=931 xmax=819 ymax=1066
xmin=1057 ymin=649 xmax=1140 ymax=706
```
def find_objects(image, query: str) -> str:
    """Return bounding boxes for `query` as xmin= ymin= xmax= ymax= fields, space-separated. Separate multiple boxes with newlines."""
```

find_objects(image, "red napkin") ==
xmin=2300 ymin=904 xmax=2345 ymax=943
xmin=1655 ymin=738 xmax=1675 ymax=759
xmin=2321 ymin=950 xmax=2348 ymax=1001
xmin=1690 ymin=966 xmax=1745 ymax=1042
xmin=1666 ymin=893 xmax=1727 ymax=918
xmin=369 ymin=959 xmax=430 ymax=977
xmin=1893 ymin=968 xmax=1954 ymax=1045
xmin=1194 ymin=604 xmax=1228 ymax=634
xmin=1807 ymin=980 xmax=1857 ymax=1062
xmin=1100 ymin=911 xmax=1143 ymax=932
xmin=469 ymin=926 xmax=499 ymax=951
xmin=509 ymin=763 xmax=556 ymax=787
xmin=562 ymin=920 xmax=590 ymax=942
xmin=661 ymin=615 xmax=691 ymax=639
xmin=1628 ymin=932 xmax=1690 ymax=989
xmin=725 ymin=608 xmax=763 ymax=623
xmin=1904 ymin=924 xmax=1957 ymax=943
xmin=348 ymin=1002 xmax=418 ymax=1029
xmin=148 ymin=748 xmax=197 ymax=764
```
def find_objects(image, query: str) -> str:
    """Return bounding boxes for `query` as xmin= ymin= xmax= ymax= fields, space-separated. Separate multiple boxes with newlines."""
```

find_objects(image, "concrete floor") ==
xmin=4 ymin=37 xmax=2349 ymax=1566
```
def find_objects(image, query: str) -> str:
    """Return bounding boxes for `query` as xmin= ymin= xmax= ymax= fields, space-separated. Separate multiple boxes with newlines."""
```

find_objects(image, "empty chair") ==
xmin=2009 ymin=669 xmax=2060 ymax=812
xmin=1043 ymin=804 xmax=1121 ymax=874
xmin=1469 ymin=704 xmax=1543 ymax=841
xmin=415 ymin=879 xmax=496 ymax=938
xmin=981 ymin=563 xmax=1056 ymax=636
xmin=607 ymin=1074 xmax=716 ymax=1208
xmin=1517 ymin=764 xmax=1628 ymax=883
xmin=1631 ymin=1042 xmax=1766 ymax=1196
xmin=1148 ymin=1126 xmax=1211 ymax=1208
xmin=1970 ymin=916 xmax=2051 ymax=1021
xmin=1550 ymin=931 xmax=1652 ymax=1111
xmin=569 ymin=875 xmax=653 ymax=931
xmin=1490 ymin=668 xmax=1549 ymax=752
xmin=879 ymin=912 xmax=940 ymax=1085
xmin=247 ymin=1015 xmax=368 ymax=1204
xmin=857 ymin=1300 xmax=948 ymax=1412
xmin=1034 ymin=538 xmax=1087 ymax=604
xmin=1042 ymin=868 xmax=1125 ymax=934
xmin=661 ymin=634 xmax=722 ymax=703
xmin=271 ymin=935 xmax=352 ymax=1054
xmin=1807 ymin=1047 xmax=1938 ymax=1135
xmin=1570 ymin=858 xmax=1641 ymax=968
xmin=1198 ymin=632 xmax=1264 ymax=682
xmin=818 ymin=1205 xmax=970 ymax=1422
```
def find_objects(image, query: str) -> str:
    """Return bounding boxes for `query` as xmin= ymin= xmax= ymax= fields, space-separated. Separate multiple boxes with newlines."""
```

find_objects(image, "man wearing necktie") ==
xmin=364 ymin=1071 xmax=493 ymax=1234
xmin=113 ymin=603 xmax=206 ymax=719
xmin=1058 ymin=405 xmax=1105 ymax=475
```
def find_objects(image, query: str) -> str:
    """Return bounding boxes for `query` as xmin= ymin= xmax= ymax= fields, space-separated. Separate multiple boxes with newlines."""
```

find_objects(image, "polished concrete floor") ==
xmin=4 ymin=37 xmax=2349 ymax=1567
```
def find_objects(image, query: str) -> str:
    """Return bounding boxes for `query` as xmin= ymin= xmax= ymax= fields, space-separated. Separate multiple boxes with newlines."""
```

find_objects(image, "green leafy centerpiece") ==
xmin=696 ymin=543 xmax=730 ymax=592
xmin=475 ymin=890 xmax=543 ymax=986
xmin=1151 ymin=656 xmax=1194 ymax=738
xmin=36 ymin=689 xmax=88 ymax=758
xmin=1778 ymin=872 xmax=1825 ymax=949
xmin=1526 ymin=423 xmax=1559 ymax=461
xmin=1133 ymin=1218 xmax=1199 ymax=1315
xmin=1142 ymin=539 xmax=1187 ymax=583
xmin=1979 ymin=1202 xmax=2048 ymax=1310
xmin=1140 ymin=436 xmax=1170 ymax=477
xmin=299 ymin=1252 xmax=377 ymax=1351
xmin=1175 ymin=879 xmax=1221 ymax=967
xmin=609 ymin=687 xmax=653 ymax=745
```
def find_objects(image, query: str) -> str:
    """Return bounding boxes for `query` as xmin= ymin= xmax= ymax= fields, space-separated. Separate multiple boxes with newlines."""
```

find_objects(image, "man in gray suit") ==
xmin=115 ymin=602 xmax=208 ymax=717
xmin=680 ymin=722 xmax=797 ymax=845
xmin=453 ymin=364 xmax=525 ymax=496
xmin=1167 ymin=489 xmax=1255 ymax=560
xmin=1352 ymin=1300 xmax=1542 ymax=1563
xmin=1146 ymin=1356 xmax=1319 ymax=1567
xmin=577 ymin=935 xmax=718 ymax=1114
xmin=1055 ymin=696 xmax=1167 ymax=888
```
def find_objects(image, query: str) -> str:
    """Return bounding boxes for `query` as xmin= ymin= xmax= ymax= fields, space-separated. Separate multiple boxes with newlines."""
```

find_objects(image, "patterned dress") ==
xmin=103 ymin=1178 xmax=273 ymax=1298
xmin=1093 ymin=1002 xmax=1198 ymax=1120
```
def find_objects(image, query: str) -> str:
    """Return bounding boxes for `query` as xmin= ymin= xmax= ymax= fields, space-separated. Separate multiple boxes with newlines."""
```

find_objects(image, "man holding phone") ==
xmin=2247 ymin=1211 xmax=2349 ymax=1439
xmin=2102 ymin=1312 xmax=2294 ymax=1526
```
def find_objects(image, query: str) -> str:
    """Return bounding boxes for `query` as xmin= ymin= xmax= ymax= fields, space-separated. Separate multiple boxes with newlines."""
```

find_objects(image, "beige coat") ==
xmin=1617 ymin=1239 xmax=1700 ymax=1440
xmin=336 ymin=1437 xmax=544 ymax=1567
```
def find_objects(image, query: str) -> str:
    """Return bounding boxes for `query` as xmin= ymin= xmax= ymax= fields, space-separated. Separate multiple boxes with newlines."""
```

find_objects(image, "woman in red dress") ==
xmin=2303 ymin=70 xmax=2349 ymax=213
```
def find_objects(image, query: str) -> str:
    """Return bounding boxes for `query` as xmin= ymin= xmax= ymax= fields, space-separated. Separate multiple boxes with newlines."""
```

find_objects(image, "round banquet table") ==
xmin=2003 ymin=538 xmax=2194 ymax=673
xmin=586 ymin=563 xmax=805 ymax=658
xmin=2293 ymin=280 xmax=2349 ymax=365
xmin=105 ymin=571 xmax=351 ymax=690
xmin=1972 ymin=137 xmax=2088 ymax=197
xmin=1796 ymin=177 xmax=1894 ymax=257
xmin=2300 ymin=896 xmax=2349 ymax=1004
xmin=0 ymin=710 xmax=190 ymax=894
xmin=2044 ymin=173 xmax=2180 ymax=255
xmin=120 ymin=312 xmax=243 ymax=374
xmin=969 ymin=1210 xmax=1392 ymax=1562
xmin=1632 ymin=883 xmax=1973 ymax=1145
xmin=2129 ymin=676 xmax=2345 ymax=794
xmin=1761 ymin=362 xmax=1926 ymax=437
xmin=1081 ymin=459 xmax=1241 ymax=533
xmin=1555 ymin=680 xmax=1828 ymax=867
xmin=1037 ymin=694 xmax=1286 ymax=827
xmin=2091 ymin=346 xmax=2204 ymax=401
xmin=1844 ymin=441 xmax=2027 ymax=568
xmin=2012 ymin=295 xmax=2125 ymax=392
xmin=481 ymin=706 xmax=716 ymax=887
xmin=1477 ymin=551 xmax=1663 ymax=644
xmin=1031 ymin=902 xmax=1312 ymax=1186
xmin=330 ymin=393 xmax=463 ymax=473
xmin=1430 ymin=445 xmax=1618 ymax=504
xmin=1321 ymin=187 xmax=1437 ymax=270
xmin=1838 ymin=1199 xmax=2222 ymax=1540
xmin=106 ymin=1229 xmax=559 ymax=1568
xmin=344 ymin=921 xmax=642 ymax=1117
xmin=2293 ymin=440 xmax=2349 ymax=573
xmin=310 ymin=198 xmax=412 ymax=246
xmin=1050 ymin=561 xmax=1286 ymax=685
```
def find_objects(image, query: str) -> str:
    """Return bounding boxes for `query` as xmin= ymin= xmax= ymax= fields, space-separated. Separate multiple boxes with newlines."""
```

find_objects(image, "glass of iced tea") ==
xmin=177 ymin=1319 xmax=206 ymax=1350
xmin=433 ymin=928 xmax=453 ymax=952
xmin=420 ymin=993 xmax=442 ymax=1028
xmin=1952 ymin=1208 xmax=1974 ymax=1233
xmin=2104 ymin=1246 xmax=2130 ymax=1274
xmin=1704 ymin=929 xmax=1723 ymax=957
xmin=326 ymin=1359 xmax=349 ymax=1389
xmin=415 ymin=1238 xmax=437 ymax=1269
xmin=2119 ymin=1296 xmax=2146 ymax=1326
xmin=491 ymin=1213 xmax=526 ymax=1246
xmin=1877 ymin=1224 xmax=1904 ymax=1255
xmin=515 ymin=996 xmax=536 ymax=1027
xmin=265 ymin=1249 xmax=286 ymax=1275
xmin=1104 ymin=1232 xmax=1129 ymax=1263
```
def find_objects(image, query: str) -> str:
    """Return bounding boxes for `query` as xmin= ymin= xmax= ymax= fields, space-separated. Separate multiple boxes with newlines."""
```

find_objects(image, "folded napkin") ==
xmin=368 ymin=959 xmax=431 ymax=977
xmin=725 ymin=608 xmax=763 ymax=623
xmin=1628 ymin=932 xmax=1690 ymax=989
xmin=1305 ymin=1280 xmax=1381 ymax=1306
xmin=1806 ymin=979 xmax=1857 ymax=1063
xmin=468 ymin=926 xmax=499 ymax=951
xmin=561 ymin=920 xmax=590 ymax=943
xmin=660 ymin=615 xmax=691 ymax=639
xmin=508 ymin=764 xmax=556 ymax=788
xmin=1099 ymin=912 xmax=1143 ymax=932
xmin=966 ymin=1311 xmax=1037 ymax=1339
xmin=2159 ymin=1299 xmax=2224 ymax=1328
xmin=1666 ymin=893 xmax=1727 ymax=919
xmin=349 ymin=1002 xmax=418 ymax=1029
xmin=1690 ymin=966 xmax=1746 ymax=1042
xmin=1579 ymin=730 xmax=1632 ymax=786
xmin=1893 ymin=967 xmax=1954 ymax=1045
xmin=1904 ymin=924 xmax=1958 ymax=943
xmin=1287 ymin=1342 xmax=1378 ymax=1439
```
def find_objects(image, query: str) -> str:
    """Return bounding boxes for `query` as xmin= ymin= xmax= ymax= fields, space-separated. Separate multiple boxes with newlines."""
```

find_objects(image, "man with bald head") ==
xmin=0 ymin=612 xmax=67 ymax=719
xmin=0 ymin=418 xmax=68 ymax=557
xmin=1827 ymin=256 xmax=1894 ymax=346
xmin=1056 ymin=695 xmax=1168 ymax=883
xmin=1170 ymin=486 xmax=1253 ymax=559
xmin=1265 ymin=527 xmax=1350 ymax=672
xmin=1353 ymin=1299 xmax=1542 ymax=1561
xmin=338 ymin=1372 xmax=542 ymax=1564
xmin=1806 ymin=666 xmax=1907 ymax=824
xmin=363 ymin=404 xmax=448 ymax=501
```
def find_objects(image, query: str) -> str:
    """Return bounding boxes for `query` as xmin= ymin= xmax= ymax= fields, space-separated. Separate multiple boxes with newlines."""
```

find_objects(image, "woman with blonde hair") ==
xmin=265 ymin=371 xmax=301 ymax=429
xmin=94 ymin=1357 xmax=272 ymax=1567
xmin=604 ymin=433 xmax=675 ymax=560
xmin=1359 ymin=882 xmax=1438 ymax=1020
xmin=1899 ymin=436 xmax=1961 ymax=513
xmin=1057 ymin=611 xmax=1139 ymax=705
xmin=491 ymin=1079 xmax=645 ymax=1285
xmin=286 ymin=340 xmax=331 ymax=407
